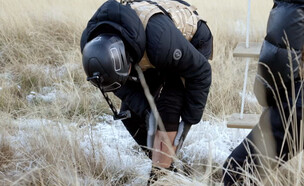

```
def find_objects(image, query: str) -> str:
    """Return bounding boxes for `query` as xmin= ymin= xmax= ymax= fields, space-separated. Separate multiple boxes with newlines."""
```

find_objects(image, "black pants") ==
xmin=121 ymin=72 xmax=186 ymax=153
xmin=223 ymin=82 xmax=303 ymax=185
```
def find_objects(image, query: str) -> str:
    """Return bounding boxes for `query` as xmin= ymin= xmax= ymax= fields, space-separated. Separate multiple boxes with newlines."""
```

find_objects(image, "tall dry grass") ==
xmin=0 ymin=0 xmax=117 ymax=120
xmin=2 ymin=0 xmax=303 ymax=185
xmin=0 ymin=0 xmax=270 ymax=119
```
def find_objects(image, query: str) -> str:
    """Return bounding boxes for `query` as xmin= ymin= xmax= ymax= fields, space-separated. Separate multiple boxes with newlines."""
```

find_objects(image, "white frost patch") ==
xmin=7 ymin=118 xmax=59 ymax=152
xmin=0 ymin=72 xmax=13 ymax=80
xmin=15 ymin=118 xmax=57 ymax=129
xmin=26 ymin=87 xmax=67 ymax=103
xmin=239 ymin=91 xmax=258 ymax=104
xmin=8 ymin=115 xmax=251 ymax=183
xmin=10 ymin=116 xmax=151 ymax=183
xmin=26 ymin=63 xmax=80 ymax=79
xmin=26 ymin=89 xmax=56 ymax=103
xmin=181 ymin=120 xmax=250 ymax=165
xmin=0 ymin=72 xmax=14 ymax=87
xmin=79 ymin=115 xmax=151 ymax=183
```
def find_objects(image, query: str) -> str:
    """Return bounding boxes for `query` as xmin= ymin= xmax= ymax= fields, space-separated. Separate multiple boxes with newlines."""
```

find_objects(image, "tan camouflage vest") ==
xmin=124 ymin=0 xmax=201 ymax=71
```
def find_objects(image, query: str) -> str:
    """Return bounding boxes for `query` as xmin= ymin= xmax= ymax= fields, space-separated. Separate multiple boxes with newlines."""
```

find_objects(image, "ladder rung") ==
xmin=233 ymin=42 xmax=262 ymax=58
xmin=227 ymin=113 xmax=260 ymax=129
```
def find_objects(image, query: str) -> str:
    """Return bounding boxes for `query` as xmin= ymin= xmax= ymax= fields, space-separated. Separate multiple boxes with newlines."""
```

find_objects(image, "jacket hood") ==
xmin=80 ymin=0 xmax=146 ymax=64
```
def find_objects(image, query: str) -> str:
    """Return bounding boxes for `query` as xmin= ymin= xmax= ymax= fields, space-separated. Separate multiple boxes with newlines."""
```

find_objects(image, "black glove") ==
xmin=145 ymin=110 xmax=157 ymax=149
xmin=174 ymin=121 xmax=192 ymax=152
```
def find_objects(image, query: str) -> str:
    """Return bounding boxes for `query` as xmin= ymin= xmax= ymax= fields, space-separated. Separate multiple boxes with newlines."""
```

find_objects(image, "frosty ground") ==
xmin=7 ymin=92 xmax=252 ymax=184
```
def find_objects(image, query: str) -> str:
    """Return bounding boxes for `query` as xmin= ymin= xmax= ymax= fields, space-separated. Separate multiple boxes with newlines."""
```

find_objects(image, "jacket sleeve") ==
xmin=114 ymin=69 xmax=164 ymax=117
xmin=191 ymin=20 xmax=213 ymax=60
xmin=114 ymin=80 xmax=149 ymax=117
xmin=146 ymin=14 xmax=212 ymax=124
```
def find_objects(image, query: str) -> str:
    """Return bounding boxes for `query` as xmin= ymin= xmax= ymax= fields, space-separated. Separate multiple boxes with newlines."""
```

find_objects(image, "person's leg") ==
xmin=223 ymin=92 xmax=303 ymax=185
xmin=151 ymin=72 xmax=186 ymax=168
xmin=119 ymin=70 xmax=164 ymax=158
xmin=148 ymin=73 xmax=186 ymax=185
xmin=223 ymin=108 xmax=275 ymax=185
xmin=152 ymin=131 xmax=178 ymax=168
xmin=120 ymin=103 xmax=151 ymax=157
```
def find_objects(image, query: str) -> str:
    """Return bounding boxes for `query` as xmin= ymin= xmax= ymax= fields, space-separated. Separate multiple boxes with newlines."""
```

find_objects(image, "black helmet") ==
xmin=82 ymin=34 xmax=130 ymax=92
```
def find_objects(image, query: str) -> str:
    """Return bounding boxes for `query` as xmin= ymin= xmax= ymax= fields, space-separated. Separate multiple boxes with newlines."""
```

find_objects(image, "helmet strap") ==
xmin=87 ymin=72 xmax=131 ymax=120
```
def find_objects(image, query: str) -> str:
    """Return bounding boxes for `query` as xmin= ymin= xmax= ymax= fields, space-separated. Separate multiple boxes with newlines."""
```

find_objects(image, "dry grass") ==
xmin=0 ymin=0 xmax=270 ymax=119
xmin=1 ymin=0 xmax=303 ymax=185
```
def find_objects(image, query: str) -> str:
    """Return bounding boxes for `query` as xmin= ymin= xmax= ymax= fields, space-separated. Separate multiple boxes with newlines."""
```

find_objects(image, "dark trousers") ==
xmin=121 ymin=72 xmax=186 ymax=155
xmin=223 ymin=82 xmax=303 ymax=185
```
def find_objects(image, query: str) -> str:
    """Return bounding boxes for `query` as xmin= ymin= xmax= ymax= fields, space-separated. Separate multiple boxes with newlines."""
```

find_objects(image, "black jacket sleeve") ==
xmin=146 ymin=14 xmax=212 ymax=124
xmin=114 ymin=80 xmax=148 ymax=117
xmin=114 ymin=69 xmax=164 ymax=117
xmin=191 ymin=20 xmax=213 ymax=60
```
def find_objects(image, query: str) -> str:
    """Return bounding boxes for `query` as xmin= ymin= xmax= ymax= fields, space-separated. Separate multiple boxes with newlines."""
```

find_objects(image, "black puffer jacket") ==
xmin=81 ymin=0 xmax=212 ymax=124
xmin=254 ymin=0 xmax=304 ymax=106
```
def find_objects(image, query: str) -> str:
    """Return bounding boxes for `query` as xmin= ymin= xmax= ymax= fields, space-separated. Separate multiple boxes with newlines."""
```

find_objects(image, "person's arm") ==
xmin=114 ymin=80 xmax=149 ymax=117
xmin=114 ymin=68 xmax=163 ymax=117
xmin=146 ymin=14 xmax=212 ymax=124
xmin=190 ymin=20 xmax=213 ymax=60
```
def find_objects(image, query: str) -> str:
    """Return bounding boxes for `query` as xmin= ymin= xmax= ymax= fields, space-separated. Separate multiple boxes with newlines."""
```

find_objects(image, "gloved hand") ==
xmin=174 ymin=121 xmax=192 ymax=152
xmin=145 ymin=110 xmax=157 ymax=149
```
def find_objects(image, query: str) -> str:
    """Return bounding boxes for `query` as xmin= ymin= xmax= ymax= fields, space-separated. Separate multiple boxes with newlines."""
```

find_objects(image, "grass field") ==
xmin=1 ymin=0 xmax=303 ymax=185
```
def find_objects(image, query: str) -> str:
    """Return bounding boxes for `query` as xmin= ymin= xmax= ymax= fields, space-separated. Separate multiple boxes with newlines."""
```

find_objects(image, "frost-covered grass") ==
xmin=2 ymin=0 xmax=304 ymax=185
xmin=0 ymin=115 xmax=250 ymax=185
